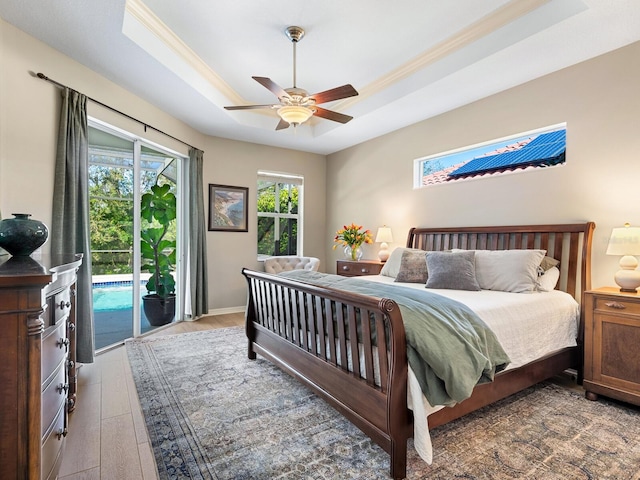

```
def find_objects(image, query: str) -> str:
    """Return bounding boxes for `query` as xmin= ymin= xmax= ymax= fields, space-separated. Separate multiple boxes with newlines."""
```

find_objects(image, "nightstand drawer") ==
xmin=594 ymin=296 xmax=640 ymax=316
xmin=337 ymin=260 xmax=383 ymax=277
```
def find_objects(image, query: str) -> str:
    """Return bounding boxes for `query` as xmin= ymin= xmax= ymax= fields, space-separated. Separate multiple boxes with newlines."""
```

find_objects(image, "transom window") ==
xmin=414 ymin=123 xmax=566 ymax=188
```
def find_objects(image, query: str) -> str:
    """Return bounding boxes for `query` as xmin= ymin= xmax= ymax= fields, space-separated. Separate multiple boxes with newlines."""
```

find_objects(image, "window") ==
xmin=257 ymin=171 xmax=303 ymax=257
xmin=414 ymin=123 xmax=566 ymax=188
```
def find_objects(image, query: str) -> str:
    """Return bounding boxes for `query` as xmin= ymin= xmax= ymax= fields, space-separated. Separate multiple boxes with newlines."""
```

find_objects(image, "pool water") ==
xmin=93 ymin=284 xmax=139 ymax=311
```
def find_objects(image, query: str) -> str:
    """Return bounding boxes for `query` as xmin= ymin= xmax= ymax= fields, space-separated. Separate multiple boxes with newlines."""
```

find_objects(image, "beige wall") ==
xmin=202 ymin=137 xmax=325 ymax=309
xmin=0 ymin=19 xmax=326 ymax=312
xmin=326 ymin=41 xmax=640 ymax=290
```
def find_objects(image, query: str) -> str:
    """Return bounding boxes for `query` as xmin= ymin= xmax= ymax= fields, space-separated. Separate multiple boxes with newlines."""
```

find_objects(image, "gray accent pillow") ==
xmin=425 ymin=250 xmax=480 ymax=291
xmin=394 ymin=250 xmax=428 ymax=283
xmin=380 ymin=247 xmax=425 ymax=278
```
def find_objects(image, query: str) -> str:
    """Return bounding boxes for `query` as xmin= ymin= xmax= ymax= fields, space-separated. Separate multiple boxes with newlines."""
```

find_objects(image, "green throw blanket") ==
xmin=279 ymin=270 xmax=510 ymax=406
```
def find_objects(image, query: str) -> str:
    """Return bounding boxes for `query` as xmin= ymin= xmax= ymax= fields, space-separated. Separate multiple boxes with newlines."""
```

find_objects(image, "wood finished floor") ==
xmin=59 ymin=312 xmax=245 ymax=480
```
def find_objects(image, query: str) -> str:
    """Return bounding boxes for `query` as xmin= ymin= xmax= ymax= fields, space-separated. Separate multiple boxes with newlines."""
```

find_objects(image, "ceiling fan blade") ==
xmin=275 ymin=118 xmax=290 ymax=130
xmin=253 ymin=76 xmax=290 ymax=99
xmin=310 ymin=84 xmax=358 ymax=104
xmin=313 ymin=106 xmax=353 ymax=124
xmin=224 ymin=104 xmax=275 ymax=110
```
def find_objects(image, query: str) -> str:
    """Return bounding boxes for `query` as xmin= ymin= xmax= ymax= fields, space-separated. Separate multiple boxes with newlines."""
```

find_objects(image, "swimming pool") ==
xmin=92 ymin=281 xmax=155 ymax=349
xmin=92 ymin=282 xmax=143 ymax=311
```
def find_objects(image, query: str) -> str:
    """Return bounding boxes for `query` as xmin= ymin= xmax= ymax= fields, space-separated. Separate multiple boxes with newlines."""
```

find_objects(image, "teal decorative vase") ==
xmin=0 ymin=213 xmax=49 ymax=256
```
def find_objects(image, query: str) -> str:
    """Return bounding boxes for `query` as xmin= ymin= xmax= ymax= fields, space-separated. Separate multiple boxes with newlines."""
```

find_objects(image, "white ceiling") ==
xmin=1 ymin=0 xmax=639 ymax=155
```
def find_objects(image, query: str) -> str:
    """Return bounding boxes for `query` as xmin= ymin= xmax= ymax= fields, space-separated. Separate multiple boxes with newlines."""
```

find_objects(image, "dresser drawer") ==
xmin=41 ymin=404 xmax=66 ymax=480
xmin=42 ymin=364 xmax=67 ymax=437
xmin=594 ymin=296 xmax=640 ymax=317
xmin=42 ymin=321 xmax=68 ymax=385
xmin=51 ymin=287 xmax=72 ymax=325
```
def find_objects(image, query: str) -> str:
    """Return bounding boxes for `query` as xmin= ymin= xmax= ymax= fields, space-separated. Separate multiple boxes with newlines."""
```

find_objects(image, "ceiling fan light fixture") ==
xmin=277 ymin=105 xmax=313 ymax=126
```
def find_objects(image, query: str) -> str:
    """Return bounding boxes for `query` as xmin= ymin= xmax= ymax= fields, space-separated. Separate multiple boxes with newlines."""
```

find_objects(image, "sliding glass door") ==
xmin=88 ymin=122 xmax=183 ymax=349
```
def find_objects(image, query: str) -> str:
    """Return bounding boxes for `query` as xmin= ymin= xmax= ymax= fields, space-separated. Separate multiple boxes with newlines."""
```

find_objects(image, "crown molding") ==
xmin=334 ymin=0 xmax=552 ymax=111
xmin=124 ymin=0 xmax=243 ymax=105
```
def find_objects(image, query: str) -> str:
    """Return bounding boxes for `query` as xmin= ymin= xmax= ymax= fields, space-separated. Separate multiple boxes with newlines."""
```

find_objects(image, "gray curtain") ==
xmin=188 ymin=147 xmax=209 ymax=317
xmin=51 ymin=88 xmax=95 ymax=363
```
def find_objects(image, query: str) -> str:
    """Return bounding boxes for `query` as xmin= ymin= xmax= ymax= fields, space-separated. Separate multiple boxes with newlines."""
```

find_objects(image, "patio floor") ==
xmin=94 ymin=308 xmax=167 ymax=350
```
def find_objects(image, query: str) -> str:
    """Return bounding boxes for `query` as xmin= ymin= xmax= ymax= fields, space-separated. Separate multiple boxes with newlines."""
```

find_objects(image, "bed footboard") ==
xmin=242 ymin=268 xmax=412 ymax=480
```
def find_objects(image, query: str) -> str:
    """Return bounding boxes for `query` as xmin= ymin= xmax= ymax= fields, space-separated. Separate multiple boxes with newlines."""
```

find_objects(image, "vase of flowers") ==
xmin=344 ymin=245 xmax=363 ymax=261
xmin=333 ymin=223 xmax=373 ymax=261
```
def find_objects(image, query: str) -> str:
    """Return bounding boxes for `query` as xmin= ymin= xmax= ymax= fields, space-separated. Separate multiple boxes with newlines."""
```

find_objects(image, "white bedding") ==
xmin=351 ymin=274 xmax=580 ymax=463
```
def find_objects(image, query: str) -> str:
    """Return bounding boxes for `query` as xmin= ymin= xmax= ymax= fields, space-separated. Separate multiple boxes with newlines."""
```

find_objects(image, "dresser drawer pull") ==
xmin=341 ymin=265 xmax=349 ymax=271
xmin=56 ymin=338 xmax=70 ymax=349
xmin=360 ymin=268 xmax=370 ymax=273
xmin=56 ymin=427 xmax=68 ymax=440
xmin=59 ymin=300 xmax=71 ymax=310
xmin=604 ymin=301 xmax=626 ymax=310
xmin=57 ymin=383 xmax=69 ymax=394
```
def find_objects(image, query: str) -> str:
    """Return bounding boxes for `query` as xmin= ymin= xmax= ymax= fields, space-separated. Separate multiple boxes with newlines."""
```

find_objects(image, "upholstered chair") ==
xmin=263 ymin=255 xmax=320 ymax=274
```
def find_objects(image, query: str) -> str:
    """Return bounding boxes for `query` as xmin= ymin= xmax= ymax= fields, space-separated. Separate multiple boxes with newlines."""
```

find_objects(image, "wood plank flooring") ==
xmin=59 ymin=312 xmax=244 ymax=480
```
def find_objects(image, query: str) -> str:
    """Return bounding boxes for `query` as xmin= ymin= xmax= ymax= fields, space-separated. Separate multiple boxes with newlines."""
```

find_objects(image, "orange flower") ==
xmin=332 ymin=223 xmax=374 ymax=249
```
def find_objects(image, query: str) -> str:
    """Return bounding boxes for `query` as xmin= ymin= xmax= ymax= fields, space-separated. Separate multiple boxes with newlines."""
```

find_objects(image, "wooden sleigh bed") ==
xmin=242 ymin=223 xmax=595 ymax=479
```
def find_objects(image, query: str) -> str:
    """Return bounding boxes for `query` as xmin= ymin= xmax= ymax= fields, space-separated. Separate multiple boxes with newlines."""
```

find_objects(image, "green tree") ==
xmin=257 ymin=182 xmax=299 ymax=255
xmin=88 ymin=161 xmax=175 ymax=274
xmin=89 ymin=165 xmax=135 ymax=274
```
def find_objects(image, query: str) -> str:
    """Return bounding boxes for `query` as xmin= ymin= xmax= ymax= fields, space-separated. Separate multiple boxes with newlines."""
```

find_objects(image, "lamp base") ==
xmin=614 ymin=266 xmax=640 ymax=293
xmin=378 ymin=242 xmax=390 ymax=262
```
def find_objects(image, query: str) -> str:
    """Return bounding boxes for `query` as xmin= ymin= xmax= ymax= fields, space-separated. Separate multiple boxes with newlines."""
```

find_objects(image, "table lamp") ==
xmin=606 ymin=223 xmax=640 ymax=292
xmin=375 ymin=226 xmax=393 ymax=262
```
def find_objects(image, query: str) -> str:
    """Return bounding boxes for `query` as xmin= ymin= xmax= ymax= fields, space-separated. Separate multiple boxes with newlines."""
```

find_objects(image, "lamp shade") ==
xmin=277 ymin=105 xmax=313 ymax=125
xmin=375 ymin=226 xmax=393 ymax=243
xmin=606 ymin=226 xmax=640 ymax=256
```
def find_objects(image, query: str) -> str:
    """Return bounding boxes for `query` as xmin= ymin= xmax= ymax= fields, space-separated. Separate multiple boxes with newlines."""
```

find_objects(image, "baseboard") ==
xmin=207 ymin=306 xmax=245 ymax=316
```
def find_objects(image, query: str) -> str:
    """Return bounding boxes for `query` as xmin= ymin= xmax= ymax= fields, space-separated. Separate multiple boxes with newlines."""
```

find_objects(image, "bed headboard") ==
xmin=406 ymin=222 xmax=595 ymax=304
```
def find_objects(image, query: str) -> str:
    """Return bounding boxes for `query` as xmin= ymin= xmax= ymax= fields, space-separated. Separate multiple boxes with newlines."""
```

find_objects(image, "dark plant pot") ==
xmin=0 ymin=213 xmax=49 ymax=256
xmin=142 ymin=294 xmax=176 ymax=326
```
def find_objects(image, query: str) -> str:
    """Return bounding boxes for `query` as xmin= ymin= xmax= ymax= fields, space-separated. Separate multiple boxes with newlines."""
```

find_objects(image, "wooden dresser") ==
xmin=583 ymin=287 xmax=640 ymax=406
xmin=0 ymin=253 xmax=82 ymax=480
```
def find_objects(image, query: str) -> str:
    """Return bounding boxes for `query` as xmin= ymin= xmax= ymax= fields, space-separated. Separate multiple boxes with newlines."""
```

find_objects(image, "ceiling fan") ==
xmin=224 ymin=26 xmax=358 ymax=130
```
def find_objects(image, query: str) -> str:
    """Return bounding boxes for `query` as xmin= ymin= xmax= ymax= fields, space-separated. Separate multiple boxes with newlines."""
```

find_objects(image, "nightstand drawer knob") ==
xmin=605 ymin=301 xmax=626 ymax=310
xmin=360 ymin=268 xmax=369 ymax=273
xmin=342 ymin=265 xmax=349 ymax=271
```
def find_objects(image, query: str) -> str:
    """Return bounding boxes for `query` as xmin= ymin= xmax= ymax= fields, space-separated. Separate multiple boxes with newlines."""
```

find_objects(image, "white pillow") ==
xmin=454 ymin=249 xmax=546 ymax=293
xmin=380 ymin=247 xmax=425 ymax=278
xmin=537 ymin=266 xmax=560 ymax=292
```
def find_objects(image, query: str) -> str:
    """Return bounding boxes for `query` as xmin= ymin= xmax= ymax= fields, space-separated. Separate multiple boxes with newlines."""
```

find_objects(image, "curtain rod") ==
xmin=36 ymin=72 xmax=200 ymax=152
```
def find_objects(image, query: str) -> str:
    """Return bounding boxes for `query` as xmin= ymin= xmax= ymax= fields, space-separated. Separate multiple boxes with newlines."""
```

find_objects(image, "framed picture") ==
xmin=208 ymin=184 xmax=249 ymax=232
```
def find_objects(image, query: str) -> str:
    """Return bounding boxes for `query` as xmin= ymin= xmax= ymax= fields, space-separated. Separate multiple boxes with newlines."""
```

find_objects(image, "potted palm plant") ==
xmin=140 ymin=182 xmax=177 ymax=326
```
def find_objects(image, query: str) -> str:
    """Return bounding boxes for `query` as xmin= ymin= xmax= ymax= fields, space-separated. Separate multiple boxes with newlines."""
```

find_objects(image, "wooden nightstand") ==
xmin=583 ymin=287 xmax=640 ymax=406
xmin=337 ymin=260 xmax=384 ymax=277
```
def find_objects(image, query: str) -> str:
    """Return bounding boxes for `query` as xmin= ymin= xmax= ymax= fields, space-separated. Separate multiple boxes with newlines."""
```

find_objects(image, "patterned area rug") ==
xmin=126 ymin=327 xmax=640 ymax=479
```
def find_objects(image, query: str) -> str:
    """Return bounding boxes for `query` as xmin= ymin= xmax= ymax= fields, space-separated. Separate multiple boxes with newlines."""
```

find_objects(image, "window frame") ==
xmin=256 ymin=171 xmax=304 ymax=259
